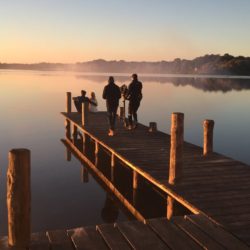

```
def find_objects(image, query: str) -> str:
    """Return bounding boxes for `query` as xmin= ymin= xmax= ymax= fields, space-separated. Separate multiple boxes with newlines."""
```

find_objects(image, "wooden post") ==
xmin=81 ymin=166 xmax=89 ymax=183
xmin=72 ymin=124 xmax=78 ymax=144
xmin=82 ymin=102 xmax=89 ymax=126
xmin=95 ymin=141 xmax=99 ymax=155
xmin=203 ymin=119 xmax=214 ymax=156
xmin=119 ymin=107 xmax=125 ymax=121
xmin=66 ymin=148 xmax=71 ymax=161
xmin=132 ymin=171 xmax=138 ymax=207
xmin=169 ymin=112 xmax=184 ymax=185
xmin=82 ymin=133 xmax=90 ymax=155
xmin=167 ymin=196 xmax=174 ymax=220
xmin=111 ymin=154 xmax=115 ymax=183
xmin=7 ymin=149 xmax=31 ymax=248
xmin=95 ymin=155 xmax=99 ymax=168
xmin=66 ymin=92 xmax=71 ymax=113
xmin=149 ymin=122 xmax=157 ymax=132
xmin=133 ymin=171 xmax=138 ymax=190
xmin=82 ymin=133 xmax=86 ymax=154
xmin=65 ymin=119 xmax=71 ymax=139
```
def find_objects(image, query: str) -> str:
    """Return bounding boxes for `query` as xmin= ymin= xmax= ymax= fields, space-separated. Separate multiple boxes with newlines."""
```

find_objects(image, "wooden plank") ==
xmin=197 ymin=198 xmax=250 ymax=211
xmin=181 ymin=190 xmax=250 ymax=201
xmin=147 ymin=218 xmax=202 ymax=250
xmin=116 ymin=220 xmax=170 ymax=250
xmin=228 ymin=228 xmax=250 ymax=245
xmin=29 ymin=232 xmax=50 ymax=250
xmin=216 ymin=213 xmax=250 ymax=224
xmin=186 ymin=214 xmax=249 ymax=249
xmin=203 ymin=205 xmax=250 ymax=217
xmin=68 ymin=226 xmax=108 ymax=250
xmin=0 ymin=234 xmax=50 ymax=250
xmin=190 ymin=193 xmax=250 ymax=204
xmin=97 ymin=224 xmax=131 ymax=250
xmin=47 ymin=230 xmax=74 ymax=250
xmin=61 ymin=111 xmax=250 ymax=244
xmin=172 ymin=216 xmax=224 ymax=249
xmin=0 ymin=236 xmax=26 ymax=250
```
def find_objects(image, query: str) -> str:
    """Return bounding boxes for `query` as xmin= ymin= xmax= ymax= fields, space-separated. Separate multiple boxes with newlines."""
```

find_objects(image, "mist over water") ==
xmin=0 ymin=70 xmax=250 ymax=235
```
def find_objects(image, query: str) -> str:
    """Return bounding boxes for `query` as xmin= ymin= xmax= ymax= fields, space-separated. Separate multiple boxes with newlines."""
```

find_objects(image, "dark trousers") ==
xmin=107 ymin=106 xmax=118 ymax=130
xmin=74 ymin=100 xmax=81 ymax=113
xmin=128 ymin=100 xmax=140 ymax=125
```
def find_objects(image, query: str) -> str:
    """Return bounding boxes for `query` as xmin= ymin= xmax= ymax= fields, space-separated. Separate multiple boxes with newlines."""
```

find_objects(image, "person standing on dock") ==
xmin=89 ymin=92 xmax=98 ymax=112
xmin=103 ymin=76 xmax=121 ymax=136
xmin=73 ymin=90 xmax=97 ymax=113
xmin=126 ymin=73 xmax=143 ymax=129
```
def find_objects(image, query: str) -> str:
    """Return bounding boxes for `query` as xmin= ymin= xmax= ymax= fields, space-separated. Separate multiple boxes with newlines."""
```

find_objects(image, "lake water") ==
xmin=0 ymin=70 xmax=250 ymax=235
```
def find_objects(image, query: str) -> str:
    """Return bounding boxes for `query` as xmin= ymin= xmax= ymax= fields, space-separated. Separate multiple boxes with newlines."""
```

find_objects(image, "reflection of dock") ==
xmin=1 ymin=214 xmax=247 ymax=249
xmin=61 ymin=92 xmax=250 ymax=246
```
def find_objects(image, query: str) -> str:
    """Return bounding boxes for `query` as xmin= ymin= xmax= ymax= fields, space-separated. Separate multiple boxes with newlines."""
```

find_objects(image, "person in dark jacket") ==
xmin=72 ymin=90 xmax=89 ymax=113
xmin=126 ymin=73 xmax=143 ymax=129
xmin=103 ymin=76 xmax=121 ymax=136
xmin=73 ymin=90 xmax=97 ymax=113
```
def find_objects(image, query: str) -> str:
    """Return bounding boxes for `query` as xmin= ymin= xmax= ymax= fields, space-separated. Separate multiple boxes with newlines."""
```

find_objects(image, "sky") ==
xmin=1 ymin=0 xmax=250 ymax=63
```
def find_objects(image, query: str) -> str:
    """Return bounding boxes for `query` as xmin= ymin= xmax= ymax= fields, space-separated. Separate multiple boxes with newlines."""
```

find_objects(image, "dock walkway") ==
xmin=1 ymin=215 xmax=248 ymax=249
xmin=62 ymin=111 xmax=250 ymax=245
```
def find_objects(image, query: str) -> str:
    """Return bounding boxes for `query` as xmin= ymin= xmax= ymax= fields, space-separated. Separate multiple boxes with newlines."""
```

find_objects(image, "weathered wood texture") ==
xmin=66 ymin=92 xmax=71 ymax=113
xmin=7 ymin=149 xmax=31 ymax=248
xmin=1 ymin=215 xmax=247 ymax=249
xmin=149 ymin=122 xmax=157 ymax=132
xmin=47 ymin=230 xmax=73 ymax=250
xmin=81 ymin=102 xmax=88 ymax=126
xmin=62 ymin=111 xmax=250 ymax=245
xmin=68 ymin=226 xmax=108 ymax=250
xmin=169 ymin=112 xmax=184 ymax=185
xmin=116 ymin=220 xmax=168 ymax=250
xmin=97 ymin=224 xmax=131 ymax=250
xmin=203 ymin=119 xmax=214 ymax=155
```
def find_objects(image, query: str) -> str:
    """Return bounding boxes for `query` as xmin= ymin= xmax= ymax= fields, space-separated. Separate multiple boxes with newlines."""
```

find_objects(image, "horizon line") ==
xmin=1 ymin=53 xmax=250 ymax=65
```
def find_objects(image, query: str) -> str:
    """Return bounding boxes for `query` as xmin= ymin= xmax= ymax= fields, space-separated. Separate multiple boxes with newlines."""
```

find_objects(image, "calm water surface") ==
xmin=0 ymin=70 xmax=250 ymax=235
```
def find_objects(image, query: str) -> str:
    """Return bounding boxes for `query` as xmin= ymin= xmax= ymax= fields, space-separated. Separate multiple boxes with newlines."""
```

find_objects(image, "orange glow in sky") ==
xmin=1 ymin=1 xmax=250 ymax=63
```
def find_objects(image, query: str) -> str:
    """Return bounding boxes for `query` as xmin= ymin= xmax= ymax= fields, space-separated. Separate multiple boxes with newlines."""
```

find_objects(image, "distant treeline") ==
xmin=75 ymin=74 xmax=250 ymax=93
xmin=1 ymin=54 xmax=250 ymax=75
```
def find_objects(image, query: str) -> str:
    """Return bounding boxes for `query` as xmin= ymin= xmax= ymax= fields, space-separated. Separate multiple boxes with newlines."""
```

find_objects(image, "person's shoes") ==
xmin=127 ymin=125 xmax=133 ymax=130
xmin=108 ymin=129 xmax=115 ymax=136
xmin=123 ymin=120 xmax=129 ymax=128
xmin=133 ymin=122 xmax=138 ymax=129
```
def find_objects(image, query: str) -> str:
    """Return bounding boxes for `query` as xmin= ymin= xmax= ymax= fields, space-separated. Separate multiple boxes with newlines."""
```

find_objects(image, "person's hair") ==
xmin=108 ymin=76 xmax=114 ymax=84
xmin=91 ymin=92 xmax=95 ymax=98
xmin=132 ymin=73 xmax=138 ymax=80
xmin=81 ymin=90 xmax=86 ymax=96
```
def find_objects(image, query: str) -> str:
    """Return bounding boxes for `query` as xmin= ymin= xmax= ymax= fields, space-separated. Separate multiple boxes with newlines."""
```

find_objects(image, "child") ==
xmin=89 ymin=92 xmax=98 ymax=112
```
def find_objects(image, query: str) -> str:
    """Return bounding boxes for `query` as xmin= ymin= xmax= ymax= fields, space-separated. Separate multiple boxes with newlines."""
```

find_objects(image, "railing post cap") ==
xmin=172 ymin=112 xmax=184 ymax=117
xmin=204 ymin=119 xmax=214 ymax=123
xmin=9 ymin=149 xmax=30 ymax=155
xmin=203 ymin=119 xmax=215 ymax=126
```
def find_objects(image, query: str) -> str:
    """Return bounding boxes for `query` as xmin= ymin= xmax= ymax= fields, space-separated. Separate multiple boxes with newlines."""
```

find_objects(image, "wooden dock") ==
xmin=1 ymin=215 xmax=248 ymax=249
xmin=62 ymin=110 xmax=250 ymax=246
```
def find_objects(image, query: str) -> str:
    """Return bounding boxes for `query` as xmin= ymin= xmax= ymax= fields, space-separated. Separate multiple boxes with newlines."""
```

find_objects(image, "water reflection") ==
xmin=101 ymin=194 xmax=119 ymax=224
xmin=76 ymin=74 xmax=250 ymax=93
xmin=63 ymin=127 xmax=190 ymax=222
xmin=1 ymin=70 xmax=250 ymax=236
xmin=170 ymin=78 xmax=250 ymax=93
xmin=81 ymin=164 xmax=89 ymax=183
